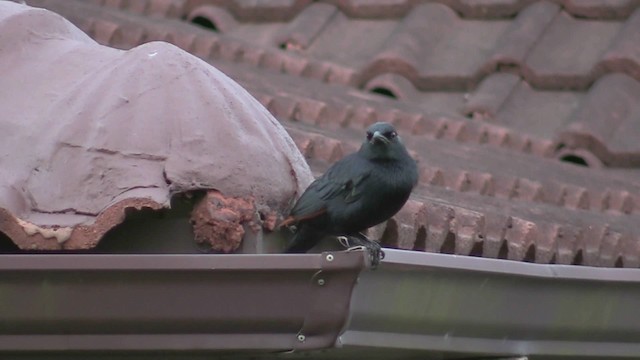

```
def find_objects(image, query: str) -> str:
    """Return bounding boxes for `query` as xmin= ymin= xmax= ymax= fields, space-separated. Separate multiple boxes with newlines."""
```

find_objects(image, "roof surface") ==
xmin=13 ymin=0 xmax=640 ymax=267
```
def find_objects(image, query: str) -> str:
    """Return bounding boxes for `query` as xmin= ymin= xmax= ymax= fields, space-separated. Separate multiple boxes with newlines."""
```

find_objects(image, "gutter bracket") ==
xmin=293 ymin=250 xmax=367 ymax=351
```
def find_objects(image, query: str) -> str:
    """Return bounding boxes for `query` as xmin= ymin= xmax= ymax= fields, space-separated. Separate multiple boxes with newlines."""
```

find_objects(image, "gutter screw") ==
xmin=297 ymin=334 xmax=306 ymax=342
xmin=317 ymin=278 xmax=325 ymax=286
xmin=326 ymin=254 xmax=334 ymax=262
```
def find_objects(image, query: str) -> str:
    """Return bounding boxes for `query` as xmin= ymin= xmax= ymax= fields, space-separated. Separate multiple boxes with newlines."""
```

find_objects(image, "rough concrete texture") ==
xmin=0 ymin=2 xmax=313 ymax=250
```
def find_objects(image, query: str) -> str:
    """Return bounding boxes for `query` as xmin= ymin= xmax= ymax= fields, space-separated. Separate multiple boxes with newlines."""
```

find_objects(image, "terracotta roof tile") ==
xmin=463 ymin=73 xmax=521 ymax=118
xmin=16 ymin=0 xmax=640 ymax=267
xmin=324 ymin=0 xmax=640 ymax=19
xmin=187 ymin=5 xmax=238 ymax=32
xmin=185 ymin=0 xmax=311 ymax=22
xmin=487 ymin=2 xmax=559 ymax=72
xmin=364 ymin=3 xmax=511 ymax=90
xmin=601 ymin=8 xmax=640 ymax=79
xmin=274 ymin=117 xmax=640 ymax=264
xmin=99 ymin=0 xmax=186 ymax=18
xmin=524 ymin=11 xmax=621 ymax=89
xmin=559 ymin=73 xmax=640 ymax=166
xmin=563 ymin=0 xmax=640 ymax=19
xmin=276 ymin=3 xmax=338 ymax=50
xmin=0 ymin=2 xmax=313 ymax=250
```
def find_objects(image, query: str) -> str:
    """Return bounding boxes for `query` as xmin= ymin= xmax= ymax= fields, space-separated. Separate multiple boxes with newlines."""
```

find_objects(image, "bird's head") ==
xmin=360 ymin=122 xmax=407 ymax=161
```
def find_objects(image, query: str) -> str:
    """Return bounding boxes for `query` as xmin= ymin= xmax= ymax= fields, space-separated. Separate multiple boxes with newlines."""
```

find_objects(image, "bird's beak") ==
xmin=371 ymin=131 xmax=389 ymax=145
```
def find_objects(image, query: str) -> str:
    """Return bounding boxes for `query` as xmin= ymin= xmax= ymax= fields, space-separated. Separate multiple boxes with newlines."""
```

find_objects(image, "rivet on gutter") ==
xmin=326 ymin=254 xmax=334 ymax=262
xmin=317 ymin=278 xmax=325 ymax=286
xmin=297 ymin=334 xmax=306 ymax=342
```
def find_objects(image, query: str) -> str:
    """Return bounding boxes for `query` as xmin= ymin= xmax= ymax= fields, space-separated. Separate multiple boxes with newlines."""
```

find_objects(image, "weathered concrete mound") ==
xmin=0 ymin=2 xmax=313 ymax=250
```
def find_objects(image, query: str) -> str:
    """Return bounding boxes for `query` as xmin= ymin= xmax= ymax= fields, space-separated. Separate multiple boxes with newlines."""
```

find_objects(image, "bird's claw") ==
xmin=367 ymin=243 xmax=384 ymax=269
xmin=346 ymin=245 xmax=366 ymax=252
xmin=337 ymin=236 xmax=351 ymax=248
xmin=338 ymin=235 xmax=384 ymax=269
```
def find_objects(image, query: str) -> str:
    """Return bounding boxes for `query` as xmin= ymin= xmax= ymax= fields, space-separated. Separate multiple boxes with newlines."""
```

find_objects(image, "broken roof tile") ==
xmin=0 ymin=2 xmax=313 ymax=250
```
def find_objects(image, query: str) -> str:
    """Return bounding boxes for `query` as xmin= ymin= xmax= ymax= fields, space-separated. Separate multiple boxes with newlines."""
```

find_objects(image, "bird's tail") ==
xmin=284 ymin=225 xmax=323 ymax=253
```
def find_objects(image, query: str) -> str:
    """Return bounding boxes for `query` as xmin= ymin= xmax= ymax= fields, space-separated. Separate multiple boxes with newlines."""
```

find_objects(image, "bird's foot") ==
xmin=338 ymin=234 xmax=385 ymax=269
xmin=366 ymin=241 xmax=385 ymax=269
xmin=337 ymin=236 xmax=351 ymax=248
xmin=353 ymin=233 xmax=385 ymax=265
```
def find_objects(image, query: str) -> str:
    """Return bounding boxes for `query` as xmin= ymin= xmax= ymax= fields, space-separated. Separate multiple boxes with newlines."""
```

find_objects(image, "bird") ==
xmin=279 ymin=122 xmax=418 ymax=267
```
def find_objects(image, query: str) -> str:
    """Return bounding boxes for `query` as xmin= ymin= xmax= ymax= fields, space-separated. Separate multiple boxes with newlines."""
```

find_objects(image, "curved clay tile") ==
xmin=0 ymin=2 xmax=313 ymax=250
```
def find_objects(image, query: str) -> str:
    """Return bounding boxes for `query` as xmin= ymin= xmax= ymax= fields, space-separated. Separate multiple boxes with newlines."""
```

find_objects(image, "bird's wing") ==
xmin=281 ymin=155 xmax=370 ymax=226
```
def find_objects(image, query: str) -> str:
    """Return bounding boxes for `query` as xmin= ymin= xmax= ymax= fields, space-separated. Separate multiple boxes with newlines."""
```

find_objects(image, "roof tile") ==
xmin=102 ymin=0 xmax=186 ymax=18
xmin=366 ymin=3 xmax=511 ymax=90
xmin=601 ymin=7 xmax=640 ymax=79
xmin=463 ymin=73 xmax=521 ymax=118
xmin=555 ymin=224 xmax=583 ymax=264
xmin=599 ymin=228 xmax=623 ymax=266
xmin=503 ymin=217 xmax=537 ymax=261
xmin=580 ymin=224 xmax=610 ymax=265
xmin=386 ymin=199 xmax=427 ymax=250
xmin=0 ymin=2 xmax=315 ymax=251
xmin=325 ymin=0 xmax=639 ymax=19
xmin=187 ymin=5 xmax=238 ymax=33
xmin=277 ymin=3 xmax=338 ymax=50
xmin=481 ymin=213 xmax=512 ymax=258
xmin=363 ymin=73 xmax=420 ymax=100
xmin=487 ymin=1 xmax=560 ymax=71
xmin=619 ymin=233 xmax=640 ymax=267
xmin=559 ymin=73 xmax=640 ymax=166
xmin=451 ymin=208 xmax=485 ymax=256
xmin=19 ymin=0 xmax=640 ymax=266
xmin=423 ymin=202 xmax=455 ymax=253
xmin=457 ymin=0 xmax=531 ymax=18
xmin=324 ymin=0 xmax=412 ymax=18
xmin=524 ymin=11 xmax=621 ymax=89
xmin=562 ymin=0 xmax=640 ymax=19
xmin=229 ymin=0 xmax=311 ymax=22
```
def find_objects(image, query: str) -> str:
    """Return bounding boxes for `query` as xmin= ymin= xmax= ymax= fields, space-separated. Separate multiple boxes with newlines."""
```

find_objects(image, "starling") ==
xmin=280 ymin=122 xmax=418 ymax=266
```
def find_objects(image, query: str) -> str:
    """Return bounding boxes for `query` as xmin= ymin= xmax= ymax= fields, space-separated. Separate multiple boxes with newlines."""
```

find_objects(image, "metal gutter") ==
xmin=2 ymin=248 xmax=640 ymax=359
xmin=0 ymin=251 xmax=367 ymax=353
xmin=339 ymin=249 xmax=640 ymax=359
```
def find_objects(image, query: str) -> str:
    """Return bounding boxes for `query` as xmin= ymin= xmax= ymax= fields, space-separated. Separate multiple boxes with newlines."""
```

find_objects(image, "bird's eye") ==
xmin=385 ymin=131 xmax=397 ymax=139
xmin=366 ymin=132 xmax=373 ymax=141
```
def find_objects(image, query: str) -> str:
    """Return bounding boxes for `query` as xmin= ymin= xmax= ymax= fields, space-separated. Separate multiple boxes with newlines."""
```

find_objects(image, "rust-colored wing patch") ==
xmin=279 ymin=208 xmax=327 ymax=228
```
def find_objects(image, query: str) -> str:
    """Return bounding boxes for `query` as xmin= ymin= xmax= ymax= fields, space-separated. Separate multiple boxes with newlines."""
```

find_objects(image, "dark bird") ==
xmin=280 ymin=122 xmax=418 ymax=266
